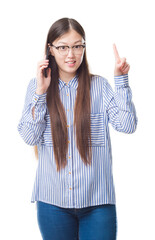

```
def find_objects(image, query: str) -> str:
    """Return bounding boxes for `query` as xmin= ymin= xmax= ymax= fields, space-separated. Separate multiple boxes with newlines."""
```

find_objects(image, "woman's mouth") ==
xmin=66 ymin=61 xmax=76 ymax=67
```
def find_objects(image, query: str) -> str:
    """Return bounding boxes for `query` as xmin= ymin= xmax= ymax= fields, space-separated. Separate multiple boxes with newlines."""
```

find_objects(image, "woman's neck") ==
xmin=59 ymin=71 xmax=76 ymax=84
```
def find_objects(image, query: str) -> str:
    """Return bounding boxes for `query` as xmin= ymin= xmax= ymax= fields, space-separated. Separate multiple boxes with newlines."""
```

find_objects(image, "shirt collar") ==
xmin=58 ymin=75 xmax=78 ymax=90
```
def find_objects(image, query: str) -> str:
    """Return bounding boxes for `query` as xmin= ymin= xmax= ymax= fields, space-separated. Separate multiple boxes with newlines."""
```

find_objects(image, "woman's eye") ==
xmin=75 ymin=45 xmax=81 ymax=49
xmin=59 ymin=46 xmax=67 ymax=50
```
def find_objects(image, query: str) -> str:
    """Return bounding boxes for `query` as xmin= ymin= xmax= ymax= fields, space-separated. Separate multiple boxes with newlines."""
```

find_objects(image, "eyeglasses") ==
xmin=51 ymin=44 xmax=86 ymax=56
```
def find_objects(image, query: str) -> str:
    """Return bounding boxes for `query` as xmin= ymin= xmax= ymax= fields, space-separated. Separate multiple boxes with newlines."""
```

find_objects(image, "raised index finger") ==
xmin=113 ymin=43 xmax=120 ymax=61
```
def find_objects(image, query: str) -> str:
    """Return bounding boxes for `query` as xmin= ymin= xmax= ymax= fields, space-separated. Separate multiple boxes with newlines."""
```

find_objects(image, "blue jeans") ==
xmin=37 ymin=201 xmax=117 ymax=240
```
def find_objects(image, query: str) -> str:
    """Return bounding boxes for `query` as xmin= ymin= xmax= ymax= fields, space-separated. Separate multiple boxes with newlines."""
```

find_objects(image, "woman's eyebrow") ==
xmin=57 ymin=40 xmax=83 ymax=45
xmin=74 ymin=40 xmax=83 ymax=44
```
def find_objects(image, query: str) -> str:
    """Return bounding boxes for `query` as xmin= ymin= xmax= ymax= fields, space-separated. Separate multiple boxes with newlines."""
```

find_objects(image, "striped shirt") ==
xmin=17 ymin=74 xmax=137 ymax=208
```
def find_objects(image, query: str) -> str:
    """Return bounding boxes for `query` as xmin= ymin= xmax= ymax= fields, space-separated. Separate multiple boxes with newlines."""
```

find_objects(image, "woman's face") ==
xmin=50 ymin=29 xmax=85 ymax=81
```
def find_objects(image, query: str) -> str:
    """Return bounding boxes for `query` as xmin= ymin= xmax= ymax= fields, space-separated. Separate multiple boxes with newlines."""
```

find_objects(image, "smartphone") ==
xmin=44 ymin=47 xmax=50 ymax=78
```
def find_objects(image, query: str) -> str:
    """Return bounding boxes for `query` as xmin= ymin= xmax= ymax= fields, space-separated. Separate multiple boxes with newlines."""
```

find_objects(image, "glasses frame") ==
xmin=50 ymin=43 xmax=86 ymax=56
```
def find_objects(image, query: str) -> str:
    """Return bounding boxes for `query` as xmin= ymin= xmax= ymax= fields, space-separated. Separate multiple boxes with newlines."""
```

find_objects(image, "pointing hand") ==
xmin=113 ymin=44 xmax=130 ymax=76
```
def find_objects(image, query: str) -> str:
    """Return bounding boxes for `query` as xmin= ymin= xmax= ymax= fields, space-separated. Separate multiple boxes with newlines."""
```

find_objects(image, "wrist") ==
xmin=36 ymin=89 xmax=47 ymax=95
xmin=114 ymin=70 xmax=123 ymax=77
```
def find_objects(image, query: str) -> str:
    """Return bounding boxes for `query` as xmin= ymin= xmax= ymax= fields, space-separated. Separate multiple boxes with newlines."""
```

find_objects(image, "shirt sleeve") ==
xmin=103 ymin=74 xmax=138 ymax=133
xmin=17 ymin=78 xmax=47 ymax=145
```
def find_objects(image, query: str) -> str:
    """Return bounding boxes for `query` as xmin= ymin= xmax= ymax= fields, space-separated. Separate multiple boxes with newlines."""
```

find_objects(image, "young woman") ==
xmin=18 ymin=18 xmax=137 ymax=240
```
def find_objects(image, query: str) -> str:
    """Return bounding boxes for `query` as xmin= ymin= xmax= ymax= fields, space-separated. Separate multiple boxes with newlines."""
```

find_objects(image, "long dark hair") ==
xmin=34 ymin=18 xmax=92 ymax=171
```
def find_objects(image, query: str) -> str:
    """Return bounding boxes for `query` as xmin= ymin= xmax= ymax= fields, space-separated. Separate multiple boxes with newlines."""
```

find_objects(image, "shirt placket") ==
xmin=65 ymin=83 xmax=73 ymax=206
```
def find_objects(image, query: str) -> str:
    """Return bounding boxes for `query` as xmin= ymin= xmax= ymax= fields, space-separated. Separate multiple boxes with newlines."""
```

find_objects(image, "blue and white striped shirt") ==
xmin=17 ymin=74 xmax=137 ymax=208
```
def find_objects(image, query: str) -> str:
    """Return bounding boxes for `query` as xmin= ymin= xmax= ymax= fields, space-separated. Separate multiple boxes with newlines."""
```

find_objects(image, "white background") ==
xmin=0 ymin=0 xmax=155 ymax=239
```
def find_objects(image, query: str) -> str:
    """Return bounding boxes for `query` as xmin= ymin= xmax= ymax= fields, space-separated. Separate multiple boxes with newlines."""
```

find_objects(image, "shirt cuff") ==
xmin=32 ymin=92 xmax=47 ymax=104
xmin=114 ymin=74 xmax=129 ymax=87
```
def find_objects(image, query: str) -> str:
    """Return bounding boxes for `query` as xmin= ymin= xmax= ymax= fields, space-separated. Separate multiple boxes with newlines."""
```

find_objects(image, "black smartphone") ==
xmin=44 ymin=46 xmax=50 ymax=78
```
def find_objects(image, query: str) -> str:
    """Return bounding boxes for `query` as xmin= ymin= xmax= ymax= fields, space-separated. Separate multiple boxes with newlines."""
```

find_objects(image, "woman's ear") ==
xmin=48 ymin=43 xmax=54 ymax=56
xmin=49 ymin=46 xmax=55 ymax=56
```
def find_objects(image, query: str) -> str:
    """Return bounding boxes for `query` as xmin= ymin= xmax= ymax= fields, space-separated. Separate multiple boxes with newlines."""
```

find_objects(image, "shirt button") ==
xmin=35 ymin=98 xmax=37 ymax=101
xmin=68 ymin=140 xmax=70 ymax=144
xmin=67 ymin=93 xmax=69 ymax=96
xmin=67 ymin=109 xmax=69 ymax=112
xmin=69 ymin=171 xmax=71 ymax=174
xmin=69 ymin=187 xmax=72 ymax=190
xmin=68 ymin=156 xmax=71 ymax=159
xmin=67 ymin=125 xmax=70 ymax=128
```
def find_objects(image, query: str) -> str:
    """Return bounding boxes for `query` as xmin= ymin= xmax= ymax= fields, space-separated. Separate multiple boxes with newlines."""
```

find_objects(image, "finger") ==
xmin=124 ymin=64 xmax=130 ymax=71
xmin=38 ymin=59 xmax=49 ymax=65
xmin=40 ymin=60 xmax=49 ymax=64
xmin=40 ymin=65 xmax=48 ymax=71
xmin=38 ymin=62 xmax=49 ymax=69
xmin=47 ymin=67 xmax=51 ymax=77
xmin=121 ymin=64 xmax=126 ymax=71
xmin=122 ymin=65 xmax=130 ymax=73
xmin=122 ymin=63 xmax=128 ymax=70
xmin=121 ymin=61 xmax=128 ymax=70
xmin=113 ymin=44 xmax=120 ymax=62
xmin=121 ymin=57 xmax=126 ymax=65
xmin=122 ymin=57 xmax=126 ymax=63
xmin=119 ymin=58 xmax=127 ymax=69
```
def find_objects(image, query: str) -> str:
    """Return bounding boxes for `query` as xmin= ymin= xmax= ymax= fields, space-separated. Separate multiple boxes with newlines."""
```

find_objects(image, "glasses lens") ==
xmin=58 ymin=45 xmax=85 ymax=55
xmin=58 ymin=46 xmax=68 ymax=56
xmin=74 ymin=45 xmax=85 ymax=55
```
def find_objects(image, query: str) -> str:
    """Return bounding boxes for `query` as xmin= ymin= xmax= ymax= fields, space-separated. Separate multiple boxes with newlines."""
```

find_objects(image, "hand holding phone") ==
xmin=36 ymin=46 xmax=51 ymax=94
xmin=44 ymin=46 xmax=50 ymax=78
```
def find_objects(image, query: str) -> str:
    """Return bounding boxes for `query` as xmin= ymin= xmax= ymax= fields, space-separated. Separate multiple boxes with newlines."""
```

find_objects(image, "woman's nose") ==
xmin=67 ymin=47 xmax=75 ymax=57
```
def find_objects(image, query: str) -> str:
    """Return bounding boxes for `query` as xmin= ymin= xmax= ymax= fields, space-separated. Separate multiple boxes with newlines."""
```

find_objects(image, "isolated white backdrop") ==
xmin=0 ymin=0 xmax=155 ymax=239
